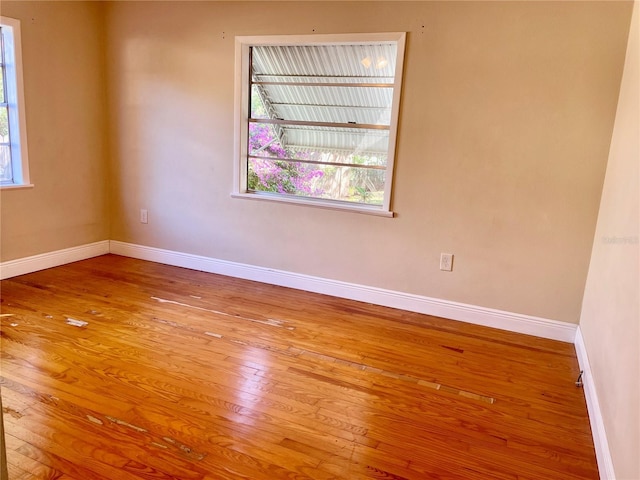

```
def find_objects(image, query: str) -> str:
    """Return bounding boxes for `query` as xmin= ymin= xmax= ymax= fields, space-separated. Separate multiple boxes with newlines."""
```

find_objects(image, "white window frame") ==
xmin=232 ymin=33 xmax=406 ymax=217
xmin=1 ymin=16 xmax=31 ymax=189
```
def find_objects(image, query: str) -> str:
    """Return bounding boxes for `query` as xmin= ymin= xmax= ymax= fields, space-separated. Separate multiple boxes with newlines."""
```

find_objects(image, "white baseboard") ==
xmin=109 ymin=240 xmax=577 ymax=343
xmin=574 ymin=327 xmax=616 ymax=480
xmin=0 ymin=241 xmax=110 ymax=280
xmin=0 ymin=239 xmax=578 ymax=343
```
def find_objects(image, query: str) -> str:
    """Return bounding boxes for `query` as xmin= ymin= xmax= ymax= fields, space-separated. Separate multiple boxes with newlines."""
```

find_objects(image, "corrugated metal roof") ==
xmin=275 ymin=104 xmax=391 ymax=127
xmin=253 ymin=44 xmax=397 ymax=80
xmin=285 ymin=126 xmax=389 ymax=154
xmin=251 ymin=43 xmax=397 ymax=157
xmin=258 ymin=85 xmax=392 ymax=125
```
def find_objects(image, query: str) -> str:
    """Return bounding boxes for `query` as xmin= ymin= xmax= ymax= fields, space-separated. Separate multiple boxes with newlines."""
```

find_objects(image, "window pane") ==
xmin=252 ymin=44 xmax=398 ymax=82
xmin=251 ymin=85 xmax=269 ymax=119
xmin=248 ymin=157 xmax=385 ymax=205
xmin=0 ymin=106 xmax=9 ymax=143
xmin=0 ymin=68 xmax=4 ymax=103
xmin=252 ymin=84 xmax=393 ymax=126
xmin=0 ymin=144 xmax=12 ymax=183
xmin=248 ymin=122 xmax=288 ymax=158
xmin=249 ymin=122 xmax=389 ymax=165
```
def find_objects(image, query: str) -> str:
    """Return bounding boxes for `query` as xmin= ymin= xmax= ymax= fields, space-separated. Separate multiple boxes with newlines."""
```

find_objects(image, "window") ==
xmin=234 ymin=33 xmax=405 ymax=216
xmin=0 ymin=17 xmax=30 ymax=188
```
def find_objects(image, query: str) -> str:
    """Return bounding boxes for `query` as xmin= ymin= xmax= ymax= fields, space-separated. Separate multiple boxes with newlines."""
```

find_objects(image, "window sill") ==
xmin=231 ymin=192 xmax=395 ymax=218
xmin=0 ymin=183 xmax=34 ymax=190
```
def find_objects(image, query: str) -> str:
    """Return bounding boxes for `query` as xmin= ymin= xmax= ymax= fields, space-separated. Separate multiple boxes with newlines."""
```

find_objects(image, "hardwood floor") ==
xmin=1 ymin=254 xmax=597 ymax=479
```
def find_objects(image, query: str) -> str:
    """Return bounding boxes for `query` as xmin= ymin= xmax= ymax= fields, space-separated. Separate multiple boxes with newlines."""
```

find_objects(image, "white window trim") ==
xmin=233 ymin=32 xmax=406 ymax=217
xmin=1 ymin=16 xmax=31 ymax=189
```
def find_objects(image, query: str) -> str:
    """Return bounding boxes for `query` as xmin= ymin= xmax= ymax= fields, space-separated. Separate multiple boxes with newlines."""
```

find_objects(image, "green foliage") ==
xmin=0 ymin=107 xmax=8 ymax=139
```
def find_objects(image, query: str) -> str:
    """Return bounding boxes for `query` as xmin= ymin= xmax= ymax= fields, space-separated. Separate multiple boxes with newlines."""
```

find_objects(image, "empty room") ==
xmin=0 ymin=1 xmax=638 ymax=479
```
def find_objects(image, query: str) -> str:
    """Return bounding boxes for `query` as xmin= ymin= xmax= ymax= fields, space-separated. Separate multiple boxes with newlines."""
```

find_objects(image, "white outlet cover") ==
xmin=440 ymin=253 xmax=453 ymax=271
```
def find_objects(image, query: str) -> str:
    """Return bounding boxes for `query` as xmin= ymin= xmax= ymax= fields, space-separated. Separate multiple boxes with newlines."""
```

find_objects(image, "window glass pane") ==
xmin=0 ymin=68 xmax=4 ymax=103
xmin=252 ymin=44 xmax=397 ymax=82
xmin=249 ymin=122 xmax=389 ymax=166
xmin=252 ymin=84 xmax=393 ymax=125
xmin=248 ymin=122 xmax=287 ymax=158
xmin=0 ymin=106 xmax=9 ymax=143
xmin=0 ymin=144 xmax=12 ymax=183
xmin=250 ymin=85 xmax=269 ymax=119
xmin=248 ymin=158 xmax=385 ymax=205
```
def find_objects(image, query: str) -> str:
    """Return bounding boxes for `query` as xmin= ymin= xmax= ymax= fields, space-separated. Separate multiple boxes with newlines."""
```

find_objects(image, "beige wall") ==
xmin=0 ymin=0 xmax=632 ymax=324
xmin=580 ymin=2 xmax=639 ymax=478
xmin=0 ymin=2 xmax=109 ymax=261
xmin=106 ymin=1 xmax=631 ymax=323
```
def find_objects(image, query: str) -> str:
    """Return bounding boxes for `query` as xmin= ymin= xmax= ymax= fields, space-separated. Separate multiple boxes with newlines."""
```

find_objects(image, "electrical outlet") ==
xmin=440 ymin=253 xmax=453 ymax=271
xmin=140 ymin=209 xmax=148 ymax=224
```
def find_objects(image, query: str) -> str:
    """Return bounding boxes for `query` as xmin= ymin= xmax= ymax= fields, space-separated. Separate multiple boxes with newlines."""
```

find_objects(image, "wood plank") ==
xmin=0 ymin=255 xmax=598 ymax=479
